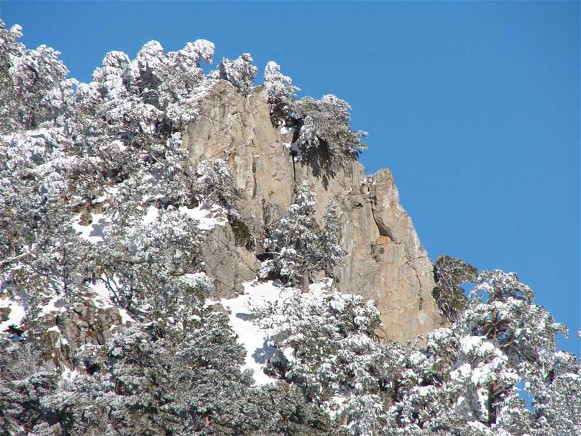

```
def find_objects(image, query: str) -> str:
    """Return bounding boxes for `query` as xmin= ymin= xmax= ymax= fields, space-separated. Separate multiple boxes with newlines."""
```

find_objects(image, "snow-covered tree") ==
xmin=385 ymin=269 xmax=579 ymax=435
xmin=531 ymin=347 xmax=581 ymax=435
xmin=264 ymin=61 xmax=299 ymax=126
xmin=290 ymin=95 xmax=367 ymax=170
xmin=0 ymin=341 xmax=58 ymax=434
xmin=253 ymin=287 xmax=402 ymax=434
xmin=216 ymin=53 xmax=257 ymax=94
xmin=195 ymin=158 xmax=240 ymax=217
xmin=0 ymin=20 xmax=74 ymax=132
xmin=36 ymin=312 xmax=338 ymax=435
xmin=96 ymin=207 xmax=204 ymax=321
xmin=260 ymin=182 xmax=343 ymax=291
xmin=321 ymin=198 xmax=345 ymax=277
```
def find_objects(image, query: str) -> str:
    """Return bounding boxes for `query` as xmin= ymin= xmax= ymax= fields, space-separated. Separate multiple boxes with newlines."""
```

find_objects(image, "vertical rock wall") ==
xmin=183 ymin=80 xmax=443 ymax=343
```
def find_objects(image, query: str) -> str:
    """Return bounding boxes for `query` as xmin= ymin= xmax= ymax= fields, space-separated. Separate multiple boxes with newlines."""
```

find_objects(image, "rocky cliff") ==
xmin=183 ymin=81 xmax=443 ymax=343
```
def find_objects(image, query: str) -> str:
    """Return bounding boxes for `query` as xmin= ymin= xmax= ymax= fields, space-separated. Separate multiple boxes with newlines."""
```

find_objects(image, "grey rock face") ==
xmin=183 ymin=80 xmax=443 ymax=343
xmin=199 ymin=222 xmax=259 ymax=298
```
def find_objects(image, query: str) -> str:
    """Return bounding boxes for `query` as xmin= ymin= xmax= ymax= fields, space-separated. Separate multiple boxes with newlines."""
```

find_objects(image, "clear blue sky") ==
xmin=2 ymin=1 xmax=579 ymax=353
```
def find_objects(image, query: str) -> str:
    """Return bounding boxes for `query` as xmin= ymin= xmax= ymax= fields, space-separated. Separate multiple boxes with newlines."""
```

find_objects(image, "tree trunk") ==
xmin=301 ymin=272 xmax=309 ymax=293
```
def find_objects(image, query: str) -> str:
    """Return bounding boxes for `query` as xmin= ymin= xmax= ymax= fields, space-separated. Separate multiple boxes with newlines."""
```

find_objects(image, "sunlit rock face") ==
xmin=183 ymin=80 xmax=443 ymax=343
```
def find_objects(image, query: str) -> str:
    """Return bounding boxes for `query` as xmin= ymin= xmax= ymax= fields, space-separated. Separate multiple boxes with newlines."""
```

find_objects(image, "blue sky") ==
xmin=2 ymin=1 xmax=579 ymax=353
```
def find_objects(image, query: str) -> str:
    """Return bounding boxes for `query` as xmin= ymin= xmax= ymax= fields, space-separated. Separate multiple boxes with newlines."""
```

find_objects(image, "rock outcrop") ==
xmin=29 ymin=296 xmax=128 ymax=370
xmin=183 ymin=81 xmax=443 ymax=343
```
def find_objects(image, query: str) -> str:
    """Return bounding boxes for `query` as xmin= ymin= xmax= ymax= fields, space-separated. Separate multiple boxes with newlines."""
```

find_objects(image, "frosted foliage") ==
xmin=253 ymin=287 xmax=399 ymax=434
xmin=0 ymin=20 xmax=73 ymax=132
xmin=261 ymin=182 xmax=344 ymax=288
xmin=322 ymin=199 xmax=345 ymax=275
xmin=531 ymin=352 xmax=581 ymax=435
xmin=76 ymin=37 xmax=216 ymax=144
xmin=465 ymin=271 xmax=568 ymax=386
xmin=195 ymin=159 xmax=239 ymax=215
xmin=35 ymin=312 xmax=267 ymax=435
xmin=264 ymin=61 xmax=299 ymax=125
xmin=261 ymin=181 xmax=319 ymax=284
xmin=217 ymin=53 xmax=257 ymax=93
xmin=384 ymin=269 xmax=579 ymax=435
xmin=291 ymin=94 xmax=368 ymax=167
xmin=99 ymin=207 xmax=204 ymax=321
xmin=264 ymin=61 xmax=298 ymax=100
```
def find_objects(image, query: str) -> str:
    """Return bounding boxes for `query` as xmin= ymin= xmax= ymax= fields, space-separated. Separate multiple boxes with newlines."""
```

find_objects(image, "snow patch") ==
xmin=60 ymin=367 xmax=80 ymax=386
xmin=0 ymin=297 xmax=26 ymax=332
xmin=325 ymin=394 xmax=348 ymax=419
xmin=88 ymin=280 xmax=134 ymax=325
xmin=179 ymin=204 xmax=227 ymax=231
xmin=39 ymin=295 xmax=67 ymax=316
xmin=220 ymin=279 xmax=331 ymax=385
xmin=89 ymin=281 xmax=114 ymax=309
xmin=309 ymin=278 xmax=333 ymax=294
xmin=72 ymin=212 xmax=110 ymax=243
xmin=220 ymin=280 xmax=283 ymax=385
xmin=142 ymin=205 xmax=159 ymax=225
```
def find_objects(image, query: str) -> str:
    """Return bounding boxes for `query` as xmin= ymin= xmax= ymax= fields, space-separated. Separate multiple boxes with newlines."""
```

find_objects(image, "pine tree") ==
xmin=385 ymin=269 xmax=580 ymax=435
xmin=261 ymin=182 xmax=319 ymax=291
xmin=253 ymin=287 xmax=401 ymax=434
xmin=264 ymin=61 xmax=299 ymax=126
xmin=0 ymin=20 xmax=74 ymax=132
xmin=290 ymin=94 xmax=367 ymax=170
xmin=321 ymin=198 xmax=345 ymax=277
xmin=0 ymin=341 xmax=58 ymax=434
xmin=261 ymin=183 xmax=344 ymax=291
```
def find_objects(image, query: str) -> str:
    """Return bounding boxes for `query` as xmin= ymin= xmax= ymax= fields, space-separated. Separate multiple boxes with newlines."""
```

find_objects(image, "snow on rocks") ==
xmin=141 ymin=203 xmax=227 ymax=231
xmin=88 ymin=280 xmax=134 ymax=324
xmin=142 ymin=205 xmax=159 ymax=225
xmin=178 ymin=203 xmax=227 ymax=230
xmin=39 ymin=295 xmax=67 ymax=317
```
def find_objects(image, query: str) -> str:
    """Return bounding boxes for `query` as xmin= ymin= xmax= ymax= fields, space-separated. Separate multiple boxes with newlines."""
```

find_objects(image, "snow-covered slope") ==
xmin=220 ymin=279 xmax=332 ymax=385
xmin=219 ymin=280 xmax=280 ymax=385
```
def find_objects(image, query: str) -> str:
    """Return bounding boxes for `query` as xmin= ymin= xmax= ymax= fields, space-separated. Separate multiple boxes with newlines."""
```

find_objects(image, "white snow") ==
xmin=220 ymin=279 xmax=332 ymax=385
xmin=117 ymin=307 xmax=134 ymax=325
xmin=89 ymin=280 xmax=134 ymax=324
xmin=141 ymin=204 xmax=226 ymax=231
xmin=39 ymin=295 xmax=67 ymax=316
xmin=325 ymin=394 xmax=348 ymax=419
xmin=179 ymin=204 xmax=227 ymax=230
xmin=89 ymin=280 xmax=114 ymax=309
xmin=0 ymin=297 xmax=26 ymax=332
xmin=60 ymin=367 xmax=80 ymax=386
xmin=309 ymin=278 xmax=332 ymax=294
xmin=72 ymin=212 xmax=110 ymax=243
xmin=220 ymin=280 xmax=282 ymax=385
xmin=142 ymin=205 xmax=159 ymax=225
